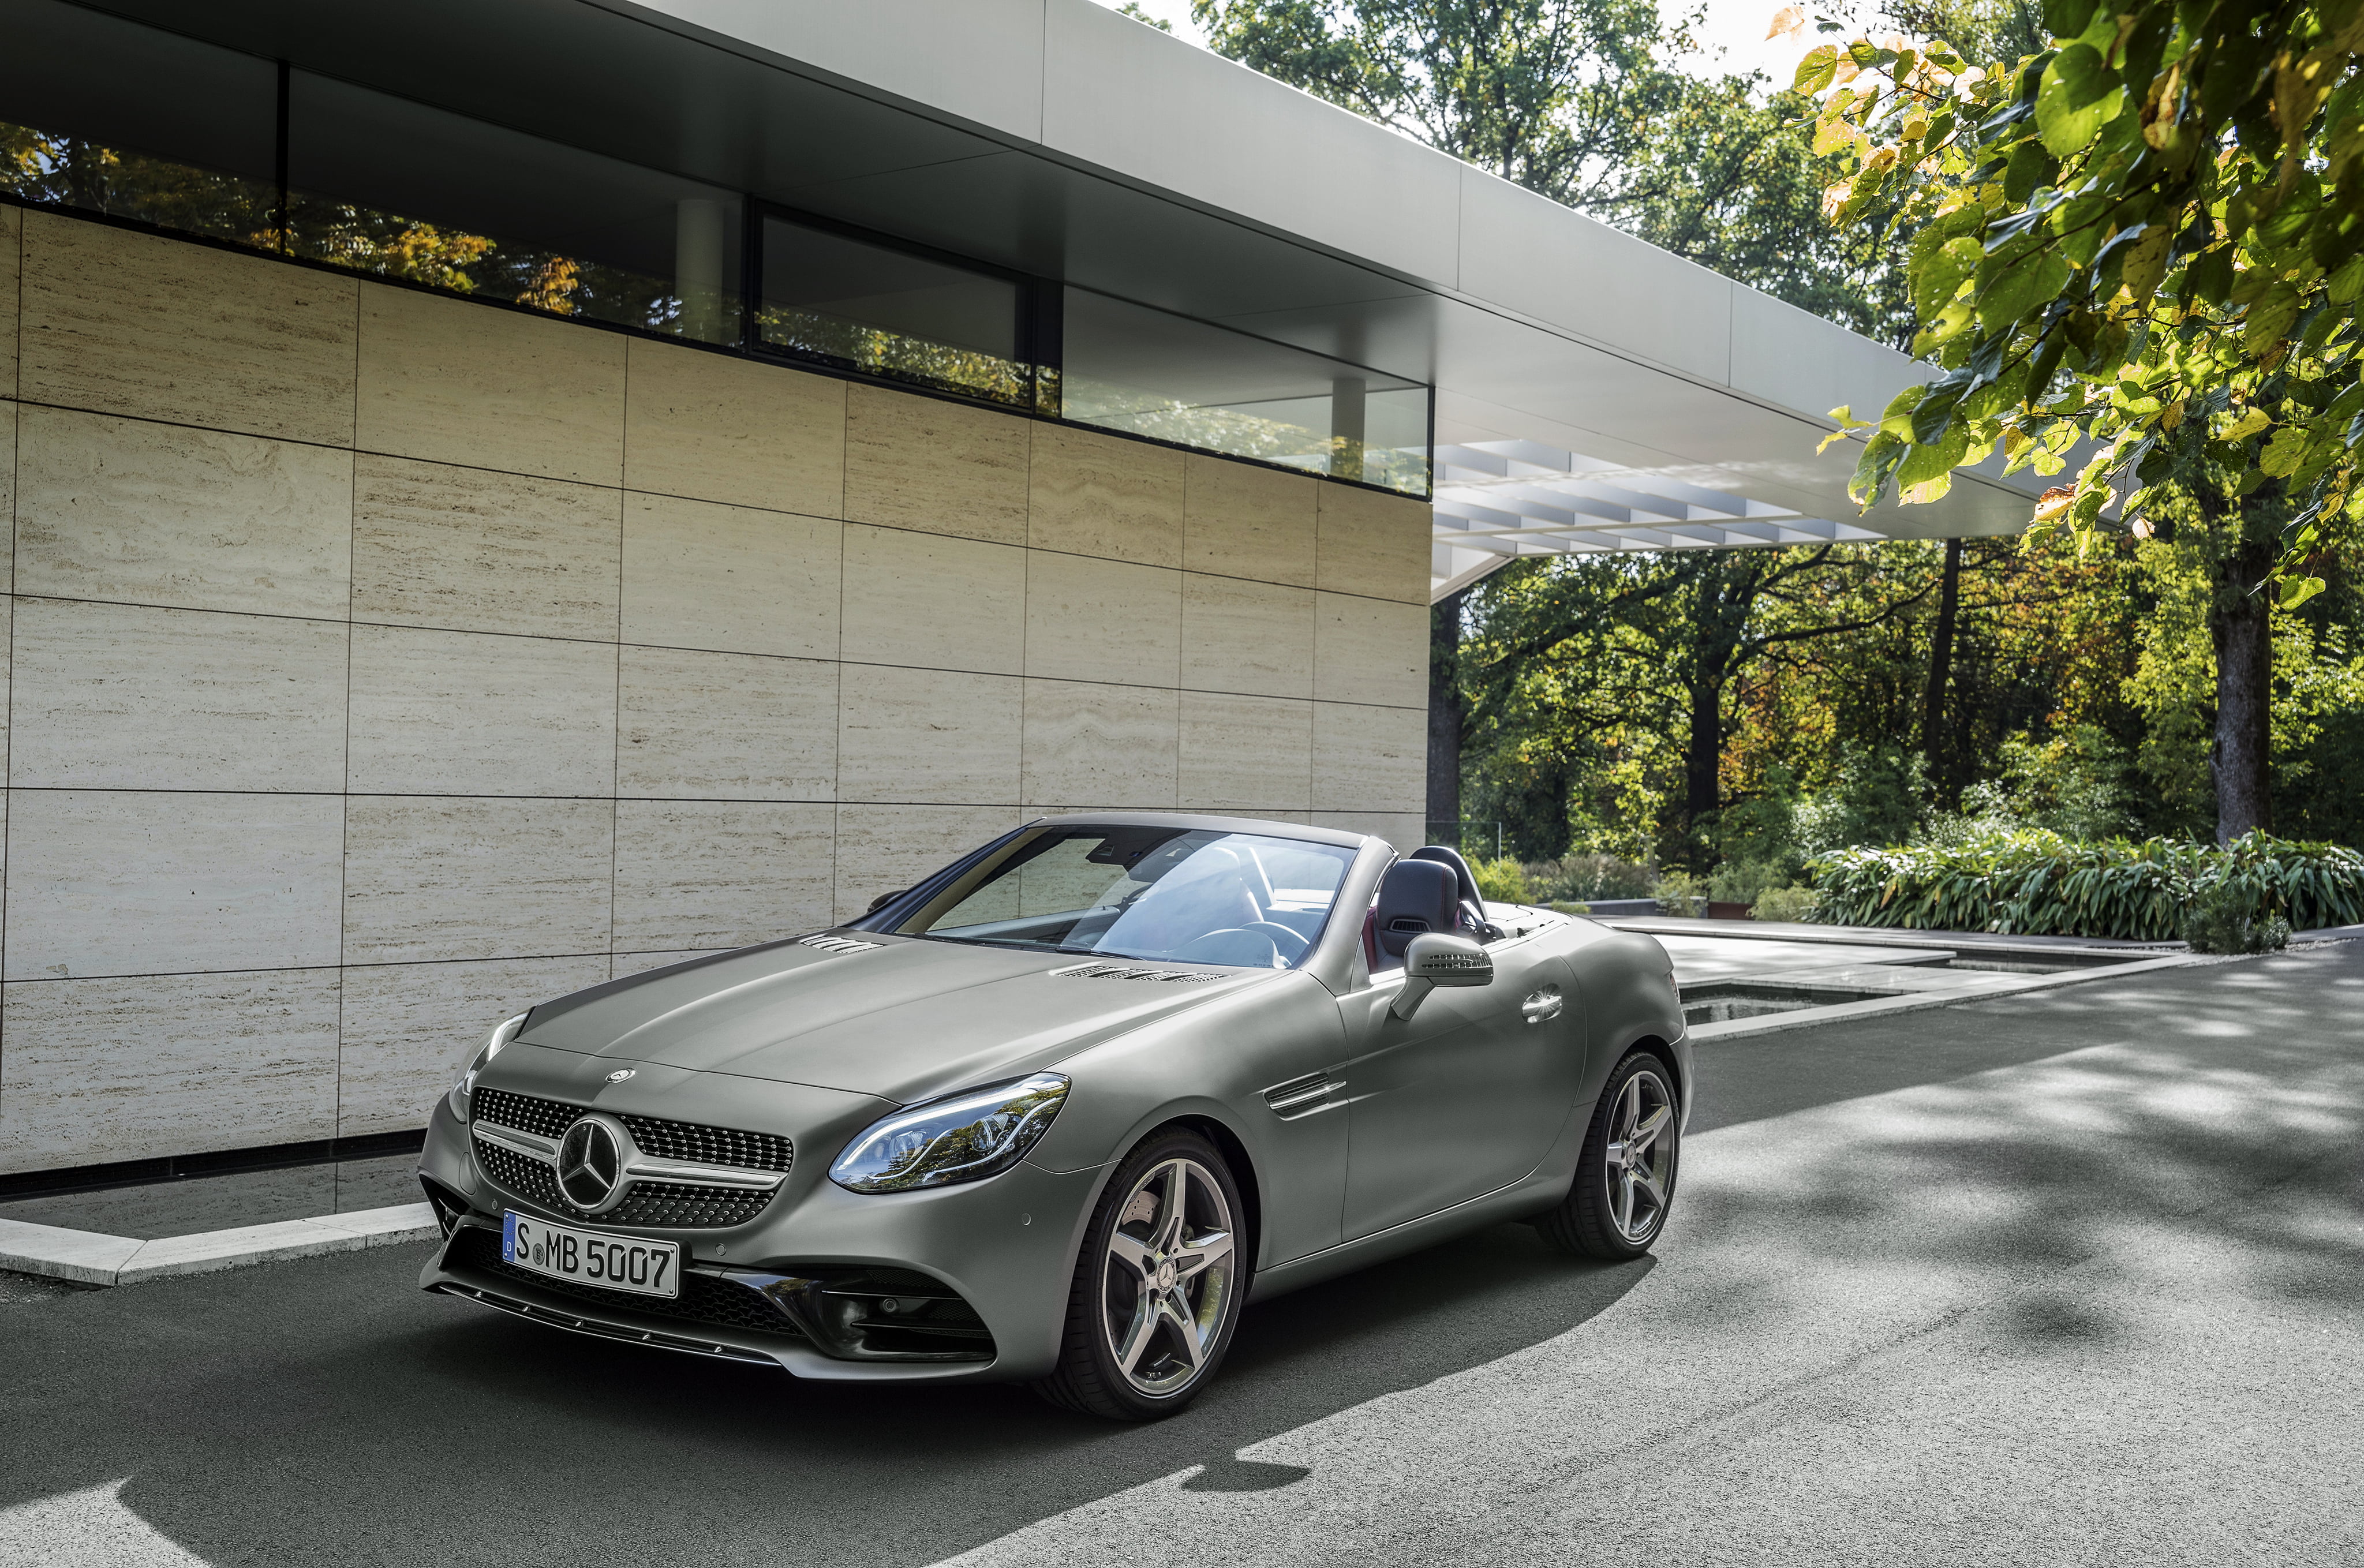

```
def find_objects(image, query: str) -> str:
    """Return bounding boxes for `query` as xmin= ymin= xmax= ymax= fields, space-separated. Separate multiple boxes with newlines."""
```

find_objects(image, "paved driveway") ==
xmin=5 ymin=945 xmax=2359 ymax=1567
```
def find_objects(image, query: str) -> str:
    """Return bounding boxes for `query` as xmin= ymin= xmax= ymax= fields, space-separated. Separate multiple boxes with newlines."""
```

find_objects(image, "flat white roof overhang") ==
xmin=121 ymin=0 xmax=2041 ymax=601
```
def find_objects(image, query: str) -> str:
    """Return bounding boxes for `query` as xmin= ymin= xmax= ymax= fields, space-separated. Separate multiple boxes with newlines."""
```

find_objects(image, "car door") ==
xmin=1336 ymin=933 xmax=1584 ymax=1240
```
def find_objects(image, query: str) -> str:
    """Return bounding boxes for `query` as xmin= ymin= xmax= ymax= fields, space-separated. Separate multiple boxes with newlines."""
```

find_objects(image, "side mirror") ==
xmin=1391 ymin=932 xmax=1493 ymax=1021
xmin=866 ymin=888 xmax=907 ymax=914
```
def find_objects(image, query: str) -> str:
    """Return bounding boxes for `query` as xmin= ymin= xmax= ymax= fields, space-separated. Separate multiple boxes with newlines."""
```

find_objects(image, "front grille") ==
xmin=474 ymin=1136 xmax=565 ymax=1208
xmin=474 ymin=1087 xmax=792 ymax=1173
xmin=470 ymin=1087 xmax=574 ymax=1140
xmin=451 ymin=1226 xmax=803 ymax=1340
xmin=471 ymin=1136 xmax=779 ymax=1230
xmin=607 ymin=1181 xmax=773 ymax=1229
xmin=619 ymin=1116 xmax=792 ymax=1172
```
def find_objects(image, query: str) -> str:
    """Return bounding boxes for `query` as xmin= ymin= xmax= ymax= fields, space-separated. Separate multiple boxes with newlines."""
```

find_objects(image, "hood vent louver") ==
xmin=799 ymin=934 xmax=883 ymax=955
xmin=1053 ymin=962 xmax=1225 ymax=984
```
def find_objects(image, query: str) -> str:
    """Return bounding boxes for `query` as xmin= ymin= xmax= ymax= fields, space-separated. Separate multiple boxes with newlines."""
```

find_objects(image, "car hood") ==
xmin=518 ymin=934 xmax=1269 ymax=1103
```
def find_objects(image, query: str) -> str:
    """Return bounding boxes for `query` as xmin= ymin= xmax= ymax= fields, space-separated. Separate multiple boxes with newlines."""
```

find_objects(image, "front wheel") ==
xmin=1538 ymin=1051 xmax=1680 ymax=1259
xmin=1033 ymin=1130 xmax=1247 ymax=1420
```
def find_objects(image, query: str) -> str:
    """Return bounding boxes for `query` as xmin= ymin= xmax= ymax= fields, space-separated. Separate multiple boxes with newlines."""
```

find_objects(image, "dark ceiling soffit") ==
xmin=74 ymin=0 xmax=1430 ymax=339
xmin=71 ymin=0 xmax=1995 ymax=485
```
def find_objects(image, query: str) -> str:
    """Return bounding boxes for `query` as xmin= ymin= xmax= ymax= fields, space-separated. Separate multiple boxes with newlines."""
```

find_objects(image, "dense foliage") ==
xmin=1452 ymin=524 xmax=2364 ymax=870
xmin=1809 ymin=828 xmax=2364 ymax=937
xmin=1794 ymin=0 xmax=2364 ymax=605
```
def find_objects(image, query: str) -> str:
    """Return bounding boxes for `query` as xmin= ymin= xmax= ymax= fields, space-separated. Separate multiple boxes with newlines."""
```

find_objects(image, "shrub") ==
xmin=1527 ymin=853 xmax=1656 ymax=903
xmin=1655 ymin=869 xmax=1705 ymax=917
xmin=1750 ymin=884 xmax=1820 ymax=923
xmin=1809 ymin=830 xmax=2364 ymax=942
xmin=1469 ymin=855 xmax=1535 ymax=905
xmin=1708 ymin=858 xmax=1787 ymax=905
xmin=2180 ymin=879 xmax=2292 ymax=953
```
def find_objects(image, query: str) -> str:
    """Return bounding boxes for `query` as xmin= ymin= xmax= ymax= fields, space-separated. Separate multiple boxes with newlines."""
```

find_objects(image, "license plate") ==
xmin=502 ymin=1212 xmax=680 ymax=1299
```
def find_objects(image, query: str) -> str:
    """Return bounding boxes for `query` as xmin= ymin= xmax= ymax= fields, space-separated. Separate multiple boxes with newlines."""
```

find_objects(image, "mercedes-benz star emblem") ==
xmin=555 ymin=1116 xmax=625 ymax=1211
xmin=605 ymin=1068 xmax=635 ymax=1083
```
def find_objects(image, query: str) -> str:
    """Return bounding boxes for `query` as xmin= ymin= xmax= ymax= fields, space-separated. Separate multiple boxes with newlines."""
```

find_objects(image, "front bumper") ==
xmin=417 ymin=1090 xmax=1108 ymax=1384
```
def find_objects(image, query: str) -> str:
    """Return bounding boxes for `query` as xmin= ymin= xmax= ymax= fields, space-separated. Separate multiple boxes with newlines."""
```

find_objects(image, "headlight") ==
xmin=448 ymin=1013 xmax=528 ymax=1122
xmin=830 ymin=1073 xmax=1069 ymax=1194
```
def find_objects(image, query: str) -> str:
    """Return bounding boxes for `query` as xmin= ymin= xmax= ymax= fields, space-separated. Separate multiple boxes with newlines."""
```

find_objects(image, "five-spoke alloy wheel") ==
xmin=1538 ymin=1050 xmax=1681 ymax=1259
xmin=1037 ymin=1130 xmax=1245 ymax=1419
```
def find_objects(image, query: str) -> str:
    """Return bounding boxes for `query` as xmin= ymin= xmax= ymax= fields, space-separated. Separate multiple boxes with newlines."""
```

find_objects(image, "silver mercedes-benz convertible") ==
xmin=416 ymin=813 xmax=1688 ymax=1420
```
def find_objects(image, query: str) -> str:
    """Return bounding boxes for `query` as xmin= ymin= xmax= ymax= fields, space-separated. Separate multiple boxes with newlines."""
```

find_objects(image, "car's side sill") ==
xmin=1244 ymin=1174 xmax=1566 ymax=1304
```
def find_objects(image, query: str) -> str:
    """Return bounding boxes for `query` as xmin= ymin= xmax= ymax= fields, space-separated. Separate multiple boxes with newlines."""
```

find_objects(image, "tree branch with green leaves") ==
xmin=1791 ymin=0 xmax=2364 ymax=609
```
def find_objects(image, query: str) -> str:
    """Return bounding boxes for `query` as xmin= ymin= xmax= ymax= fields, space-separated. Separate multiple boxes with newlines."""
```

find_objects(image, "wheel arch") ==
xmin=1137 ymin=1112 xmax=1263 ymax=1281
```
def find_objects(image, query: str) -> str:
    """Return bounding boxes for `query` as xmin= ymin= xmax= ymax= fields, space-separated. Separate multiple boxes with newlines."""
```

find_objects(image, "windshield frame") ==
xmin=871 ymin=823 xmax=1358 ymax=971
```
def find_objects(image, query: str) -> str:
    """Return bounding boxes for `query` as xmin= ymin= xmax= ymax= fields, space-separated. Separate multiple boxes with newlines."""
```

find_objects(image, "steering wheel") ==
xmin=1174 ymin=927 xmax=1284 ymax=968
xmin=1241 ymin=920 xmax=1308 ymax=963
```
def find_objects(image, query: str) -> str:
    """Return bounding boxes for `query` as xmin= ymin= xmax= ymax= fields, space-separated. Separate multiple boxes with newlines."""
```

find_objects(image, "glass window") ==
xmin=0 ymin=0 xmax=278 ymax=248
xmin=286 ymin=72 xmax=743 ymax=342
xmin=758 ymin=214 xmax=1027 ymax=405
xmin=890 ymin=826 xmax=1355 ymax=970
xmin=1060 ymin=287 xmax=1431 ymax=496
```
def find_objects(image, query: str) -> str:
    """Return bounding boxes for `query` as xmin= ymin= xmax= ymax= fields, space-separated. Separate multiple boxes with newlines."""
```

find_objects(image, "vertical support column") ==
xmin=1331 ymin=376 xmax=1366 ymax=483
xmin=675 ymin=198 xmax=729 ymax=344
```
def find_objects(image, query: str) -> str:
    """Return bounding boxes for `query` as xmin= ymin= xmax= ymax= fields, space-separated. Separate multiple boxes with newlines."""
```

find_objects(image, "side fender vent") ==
xmin=799 ymin=934 xmax=882 ymax=955
xmin=1052 ymin=963 xmax=1224 ymax=984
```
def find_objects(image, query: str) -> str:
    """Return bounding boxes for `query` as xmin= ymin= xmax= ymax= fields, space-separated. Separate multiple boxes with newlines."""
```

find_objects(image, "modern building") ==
xmin=0 ymin=0 xmax=2038 ymax=1180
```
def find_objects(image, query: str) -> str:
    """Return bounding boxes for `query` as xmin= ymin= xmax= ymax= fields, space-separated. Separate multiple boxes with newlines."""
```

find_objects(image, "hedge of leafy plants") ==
xmin=1808 ymin=830 xmax=2364 ymax=942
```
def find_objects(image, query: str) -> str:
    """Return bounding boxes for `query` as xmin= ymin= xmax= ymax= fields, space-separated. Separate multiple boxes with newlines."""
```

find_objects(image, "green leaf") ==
xmin=1794 ymin=44 xmax=1839 ymax=93
xmin=1895 ymin=426 xmax=1972 ymax=496
xmin=2244 ymin=279 xmax=2303 ymax=355
xmin=2004 ymin=139 xmax=2058 ymax=204
xmin=2041 ymin=0 xmax=2101 ymax=42
xmin=2260 ymin=424 xmax=2312 ymax=476
xmin=2184 ymin=246 xmax=2235 ymax=305
xmin=2036 ymin=45 xmax=2125 ymax=157
xmin=1977 ymin=248 xmax=2074 ymax=332
xmin=1913 ymin=237 xmax=1984 ymax=316
xmin=2280 ymin=574 xmax=2328 ymax=608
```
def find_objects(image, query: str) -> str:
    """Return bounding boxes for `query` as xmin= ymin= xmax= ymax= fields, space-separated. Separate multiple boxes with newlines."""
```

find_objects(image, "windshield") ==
xmin=887 ymin=826 xmax=1357 ymax=970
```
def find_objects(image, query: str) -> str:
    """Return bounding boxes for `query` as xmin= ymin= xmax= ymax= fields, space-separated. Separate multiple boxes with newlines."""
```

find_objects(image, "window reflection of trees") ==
xmin=2 ymin=121 xmax=708 ymax=338
xmin=3 ymin=118 xmax=1425 ymax=493
xmin=2 ymin=124 xmax=275 ymax=248
xmin=757 ymin=305 xmax=1031 ymax=407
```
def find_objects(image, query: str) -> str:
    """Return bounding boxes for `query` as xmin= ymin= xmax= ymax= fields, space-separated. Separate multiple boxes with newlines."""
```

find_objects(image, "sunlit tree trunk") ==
xmin=1921 ymin=537 xmax=1961 ymax=801
xmin=2210 ymin=530 xmax=2275 ymax=843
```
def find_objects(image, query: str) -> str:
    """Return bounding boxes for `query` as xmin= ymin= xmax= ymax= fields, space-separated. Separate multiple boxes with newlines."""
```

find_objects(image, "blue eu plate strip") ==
xmin=502 ymin=1211 xmax=518 ymax=1263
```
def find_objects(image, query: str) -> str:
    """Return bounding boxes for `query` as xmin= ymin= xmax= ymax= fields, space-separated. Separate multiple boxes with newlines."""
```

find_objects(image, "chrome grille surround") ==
xmin=468 ymin=1089 xmax=790 ymax=1230
xmin=473 ymin=1087 xmax=792 ymax=1172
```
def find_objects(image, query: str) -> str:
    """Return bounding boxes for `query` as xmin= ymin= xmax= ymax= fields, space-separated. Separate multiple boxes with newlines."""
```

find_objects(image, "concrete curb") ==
xmin=0 ymin=1202 xmax=437 ymax=1287
xmin=1687 ymin=952 xmax=2213 ymax=1043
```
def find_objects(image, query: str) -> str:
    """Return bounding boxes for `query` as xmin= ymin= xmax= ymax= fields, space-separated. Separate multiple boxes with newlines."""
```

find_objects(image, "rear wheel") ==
xmin=1538 ymin=1051 xmax=1680 ymax=1259
xmin=1034 ymin=1129 xmax=1246 ymax=1420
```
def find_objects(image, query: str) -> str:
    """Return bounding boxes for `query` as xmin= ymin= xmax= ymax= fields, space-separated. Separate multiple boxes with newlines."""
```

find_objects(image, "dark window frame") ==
xmin=0 ymin=9 xmax=1434 ymax=501
xmin=745 ymin=199 xmax=1052 ymax=413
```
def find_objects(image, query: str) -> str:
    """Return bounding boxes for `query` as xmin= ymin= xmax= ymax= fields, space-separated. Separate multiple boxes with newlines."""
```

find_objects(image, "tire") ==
xmin=1033 ymin=1129 xmax=1248 ymax=1420
xmin=1538 ymin=1050 xmax=1680 ymax=1259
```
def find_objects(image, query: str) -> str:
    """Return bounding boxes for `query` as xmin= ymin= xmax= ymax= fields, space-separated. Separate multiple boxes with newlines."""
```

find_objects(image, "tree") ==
xmin=1195 ymin=0 xmax=1910 ymax=338
xmin=1794 ymin=0 xmax=2364 ymax=837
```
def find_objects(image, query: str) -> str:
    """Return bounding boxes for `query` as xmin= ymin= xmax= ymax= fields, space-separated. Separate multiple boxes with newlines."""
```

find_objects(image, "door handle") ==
xmin=1521 ymin=987 xmax=1563 ymax=1024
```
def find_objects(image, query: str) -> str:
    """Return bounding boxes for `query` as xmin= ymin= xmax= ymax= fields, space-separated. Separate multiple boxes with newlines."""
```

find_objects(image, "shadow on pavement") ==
xmin=4 ymin=944 xmax=2359 ymax=1566
xmin=0 ymin=1209 xmax=1651 ymax=1567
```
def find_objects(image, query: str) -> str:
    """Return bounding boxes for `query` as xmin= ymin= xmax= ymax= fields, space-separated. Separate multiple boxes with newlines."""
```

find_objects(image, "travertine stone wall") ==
xmin=0 ymin=207 xmax=1433 ymax=1174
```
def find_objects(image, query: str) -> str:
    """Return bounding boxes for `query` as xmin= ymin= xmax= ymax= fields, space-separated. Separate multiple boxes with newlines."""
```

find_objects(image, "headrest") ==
xmin=1374 ymin=860 xmax=1460 ymax=959
xmin=1409 ymin=845 xmax=1484 ymax=910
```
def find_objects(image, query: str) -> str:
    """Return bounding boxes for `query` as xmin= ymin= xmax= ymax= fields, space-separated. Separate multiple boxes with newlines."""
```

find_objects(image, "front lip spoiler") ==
xmin=430 ymin=1278 xmax=784 ymax=1367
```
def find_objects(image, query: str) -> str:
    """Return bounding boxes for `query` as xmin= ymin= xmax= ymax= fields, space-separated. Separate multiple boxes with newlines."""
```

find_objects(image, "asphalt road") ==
xmin=5 ymin=943 xmax=2361 ymax=1567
